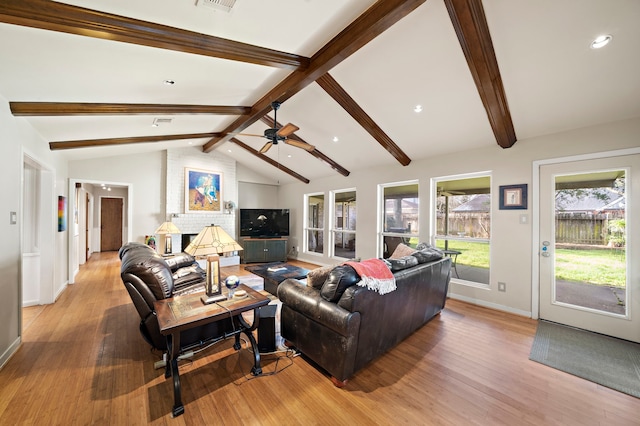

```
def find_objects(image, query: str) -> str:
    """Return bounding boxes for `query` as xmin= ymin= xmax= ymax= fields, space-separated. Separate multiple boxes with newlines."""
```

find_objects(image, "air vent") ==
xmin=152 ymin=118 xmax=172 ymax=127
xmin=196 ymin=0 xmax=237 ymax=13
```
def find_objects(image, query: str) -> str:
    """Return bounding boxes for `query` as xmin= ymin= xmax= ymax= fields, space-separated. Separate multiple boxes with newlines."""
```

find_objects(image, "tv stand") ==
xmin=243 ymin=238 xmax=287 ymax=263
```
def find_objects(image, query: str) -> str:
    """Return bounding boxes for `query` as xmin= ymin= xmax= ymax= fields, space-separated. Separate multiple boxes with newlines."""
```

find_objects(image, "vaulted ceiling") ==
xmin=1 ymin=0 xmax=638 ymax=184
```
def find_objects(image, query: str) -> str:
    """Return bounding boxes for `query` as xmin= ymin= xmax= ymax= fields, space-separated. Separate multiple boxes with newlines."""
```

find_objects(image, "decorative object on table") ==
xmin=499 ymin=184 xmax=528 ymax=210
xmin=184 ymin=224 xmax=244 ymax=304
xmin=184 ymin=167 xmax=222 ymax=213
xmin=224 ymin=275 xmax=240 ymax=298
xmin=154 ymin=221 xmax=181 ymax=254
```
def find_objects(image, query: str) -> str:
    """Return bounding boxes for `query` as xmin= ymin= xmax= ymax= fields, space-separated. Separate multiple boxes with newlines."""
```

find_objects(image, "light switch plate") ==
xmin=10 ymin=211 xmax=17 ymax=224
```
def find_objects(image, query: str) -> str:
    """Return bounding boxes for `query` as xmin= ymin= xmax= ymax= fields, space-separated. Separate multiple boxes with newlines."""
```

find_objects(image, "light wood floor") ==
xmin=1 ymin=253 xmax=638 ymax=425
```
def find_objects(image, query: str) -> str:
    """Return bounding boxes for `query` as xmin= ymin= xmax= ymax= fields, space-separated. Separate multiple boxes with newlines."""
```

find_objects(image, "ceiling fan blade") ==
xmin=285 ymin=139 xmax=315 ymax=151
xmin=259 ymin=141 xmax=273 ymax=153
xmin=276 ymin=123 xmax=299 ymax=138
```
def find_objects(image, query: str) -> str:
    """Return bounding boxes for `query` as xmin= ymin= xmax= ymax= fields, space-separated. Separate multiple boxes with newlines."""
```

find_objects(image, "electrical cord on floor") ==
xmin=233 ymin=345 xmax=301 ymax=385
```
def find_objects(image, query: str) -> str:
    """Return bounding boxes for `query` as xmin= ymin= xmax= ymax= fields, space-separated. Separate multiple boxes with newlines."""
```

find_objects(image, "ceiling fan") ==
xmin=232 ymin=101 xmax=314 ymax=153
xmin=437 ymin=187 xmax=466 ymax=197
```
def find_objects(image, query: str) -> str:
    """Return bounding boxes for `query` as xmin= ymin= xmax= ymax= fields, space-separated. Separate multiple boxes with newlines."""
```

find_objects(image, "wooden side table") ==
xmin=154 ymin=284 xmax=269 ymax=417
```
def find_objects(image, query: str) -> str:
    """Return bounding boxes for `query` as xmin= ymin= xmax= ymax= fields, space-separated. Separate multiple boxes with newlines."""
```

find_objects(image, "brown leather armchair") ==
xmin=119 ymin=242 xmax=233 ymax=351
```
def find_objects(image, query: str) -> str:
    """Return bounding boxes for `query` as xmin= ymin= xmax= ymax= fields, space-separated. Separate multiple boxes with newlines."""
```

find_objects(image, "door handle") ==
xmin=541 ymin=240 xmax=551 ymax=257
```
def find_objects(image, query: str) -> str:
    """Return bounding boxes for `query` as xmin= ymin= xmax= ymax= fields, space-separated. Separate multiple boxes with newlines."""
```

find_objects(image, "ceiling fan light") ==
xmin=590 ymin=34 xmax=612 ymax=49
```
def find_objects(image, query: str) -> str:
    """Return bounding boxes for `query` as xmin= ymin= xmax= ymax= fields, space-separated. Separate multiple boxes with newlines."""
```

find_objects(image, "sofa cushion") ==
xmin=307 ymin=265 xmax=335 ymax=289
xmin=321 ymin=265 xmax=360 ymax=302
xmin=389 ymin=243 xmax=416 ymax=259
xmin=412 ymin=247 xmax=444 ymax=263
xmin=384 ymin=255 xmax=419 ymax=272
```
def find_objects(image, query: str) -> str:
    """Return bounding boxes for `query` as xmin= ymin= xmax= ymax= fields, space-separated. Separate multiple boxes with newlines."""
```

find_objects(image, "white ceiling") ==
xmin=0 ymin=0 xmax=638 ymax=184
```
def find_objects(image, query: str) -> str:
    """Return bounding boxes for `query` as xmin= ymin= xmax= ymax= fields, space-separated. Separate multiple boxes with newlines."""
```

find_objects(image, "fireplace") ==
xmin=181 ymin=233 xmax=198 ymax=252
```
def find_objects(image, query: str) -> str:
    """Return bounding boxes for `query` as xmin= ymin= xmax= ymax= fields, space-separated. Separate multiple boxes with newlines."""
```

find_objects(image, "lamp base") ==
xmin=201 ymin=294 xmax=227 ymax=305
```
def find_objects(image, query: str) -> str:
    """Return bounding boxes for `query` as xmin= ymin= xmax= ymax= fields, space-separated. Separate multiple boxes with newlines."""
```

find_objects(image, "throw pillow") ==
xmin=416 ymin=242 xmax=434 ymax=251
xmin=412 ymin=247 xmax=444 ymax=263
xmin=306 ymin=264 xmax=335 ymax=289
xmin=389 ymin=243 xmax=416 ymax=259
xmin=383 ymin=255 xmax=419 ymax=272
xmin=320 ymin=265 xmax=360 ymax=302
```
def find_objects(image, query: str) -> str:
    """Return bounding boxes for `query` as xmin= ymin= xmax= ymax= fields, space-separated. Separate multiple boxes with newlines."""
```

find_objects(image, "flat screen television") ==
xmin=239 ymin=208 xmax=290 ymax=238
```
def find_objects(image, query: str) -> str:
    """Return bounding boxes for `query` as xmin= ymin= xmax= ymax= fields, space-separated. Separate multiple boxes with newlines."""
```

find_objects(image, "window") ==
xmin=432 ymin=173 xmax=491 ymax=285
xmin=379 ymin=181 xmax=419 ymax=258
xmin=330 ymin=189 xmax=356 ymax=259
xmin=304 ymin=193 xmax=325 ymax=254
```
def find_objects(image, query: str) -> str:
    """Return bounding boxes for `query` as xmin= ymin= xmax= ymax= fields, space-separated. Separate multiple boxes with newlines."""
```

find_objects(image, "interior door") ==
xmin=100 ymin=197 xmax=123 ymax=252
xmin=539 ymin=155 xmax=639 ymax=343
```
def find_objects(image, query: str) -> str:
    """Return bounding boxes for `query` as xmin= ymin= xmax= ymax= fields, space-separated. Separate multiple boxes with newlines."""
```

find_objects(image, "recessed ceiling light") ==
xmin=414 ymin=105 xmax=423 ymax=113
xmin=332 ymin=136 xmax=339 ymax=143
xmin=288 ymin=154 xmax=292 ymax=158
xmin=163 ymin=79 xmax=175 ymax=85
xmin=590 ymin=34 xmax=612 ymax=49
xmin=228 ymin=149 xmax=232 ymax=153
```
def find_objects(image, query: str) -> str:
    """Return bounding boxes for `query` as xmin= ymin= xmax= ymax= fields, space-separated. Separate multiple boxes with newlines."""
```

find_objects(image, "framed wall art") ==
xmin=185 ymin=167 xmax=222 ymax=213
xmin=58 ymin=196 xmax=67 ymax=232
xmin=499 ymin=184 xmax=528 ymax=210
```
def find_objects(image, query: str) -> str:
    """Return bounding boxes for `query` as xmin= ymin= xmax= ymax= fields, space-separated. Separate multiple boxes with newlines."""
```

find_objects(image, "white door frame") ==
xmin=531 ymin=147 xmax=640 ymax=319
xmin=67 ymin=179 xmax=133 ymax=284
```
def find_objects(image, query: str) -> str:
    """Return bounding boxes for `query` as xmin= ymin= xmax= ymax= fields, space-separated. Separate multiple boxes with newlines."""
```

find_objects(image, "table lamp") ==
xmin=154 ymin=221 xmax=181 ymax=254
xmin=184 ymin=224 xmax=243 ymax=304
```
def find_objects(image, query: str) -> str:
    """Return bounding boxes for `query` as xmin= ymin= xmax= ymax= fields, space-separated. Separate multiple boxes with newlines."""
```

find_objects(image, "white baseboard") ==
xmin=448 ymin=292 xmax=532 ymax=318
xmin=0 ymin=337 xmax=21 ymax=370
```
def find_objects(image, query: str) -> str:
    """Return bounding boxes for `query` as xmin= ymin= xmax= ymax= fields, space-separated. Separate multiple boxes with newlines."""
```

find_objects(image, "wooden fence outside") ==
xmin=438 ymin=212 xmax=624 ymax=246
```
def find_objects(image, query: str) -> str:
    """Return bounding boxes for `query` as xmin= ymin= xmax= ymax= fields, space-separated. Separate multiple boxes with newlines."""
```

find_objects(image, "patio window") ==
xmin=330 ymin=189 xmax=356 ymax=259
xmin=304 ymin=193 xmax=325 ymax=255
xmin=432 ymin=173 xmax=491 ymax=285
xmin=379 ymin=181 xmax=419 ymax=258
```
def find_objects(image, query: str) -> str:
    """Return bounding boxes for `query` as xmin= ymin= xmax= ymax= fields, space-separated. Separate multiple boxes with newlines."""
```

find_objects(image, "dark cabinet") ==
xmin=243 ymin=238 xmax=287 ymax=263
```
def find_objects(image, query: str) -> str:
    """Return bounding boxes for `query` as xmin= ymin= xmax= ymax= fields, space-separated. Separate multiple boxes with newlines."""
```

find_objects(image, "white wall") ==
xmin=0 ymin=95 xmax=68 ymax=367
xmin=68 ymin=146 xmax=246 ymax=251
xmin=278 ymin=117 xmax=640 ymax=316
xmin=69 ymin=151 xmax=163 ymax=245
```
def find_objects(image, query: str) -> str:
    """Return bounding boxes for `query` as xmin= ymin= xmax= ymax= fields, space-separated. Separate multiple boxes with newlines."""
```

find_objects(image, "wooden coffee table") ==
xmin=154 ymin=284 xmax=269 ymax=417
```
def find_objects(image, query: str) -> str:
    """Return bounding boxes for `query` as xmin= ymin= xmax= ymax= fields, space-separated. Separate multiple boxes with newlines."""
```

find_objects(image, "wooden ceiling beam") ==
xmin=203 ymin=0 xmax=427 ymax=153
xmin=259 ymin=116 xmax=351 ymax=177
xmin=444 ymin=0 xmax=516 ymax=149
xmin=10 ymin=102 xmax=252 ymax=116
xmin=0 ymin=0 xmax=308 ymax=69
xmin=230 ymin=138 xmax=310 ymax=184
xmin=49 ymin=132 xmax=221 ymax=150
xmin=316 ymin=73 xmax=411 ymax=166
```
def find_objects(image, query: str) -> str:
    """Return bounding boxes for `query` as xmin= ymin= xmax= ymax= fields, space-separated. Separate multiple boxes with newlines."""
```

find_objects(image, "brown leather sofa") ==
xmin=119 ymin=242 xmax=233 ymax=351
xmin=277 ymin=255 xmax=451 ymax=386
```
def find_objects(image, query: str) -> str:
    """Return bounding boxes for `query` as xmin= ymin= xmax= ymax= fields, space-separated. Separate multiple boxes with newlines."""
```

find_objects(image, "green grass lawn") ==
xmin=555 ymin=247 xmax=626 ymax=287
xmin=435 ymin=240 xmax=626 ymax=287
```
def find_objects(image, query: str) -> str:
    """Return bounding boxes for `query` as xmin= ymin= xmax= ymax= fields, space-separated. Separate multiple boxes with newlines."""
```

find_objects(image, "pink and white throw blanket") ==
xmin=344 ymin=259 xmax=396 ymax=295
